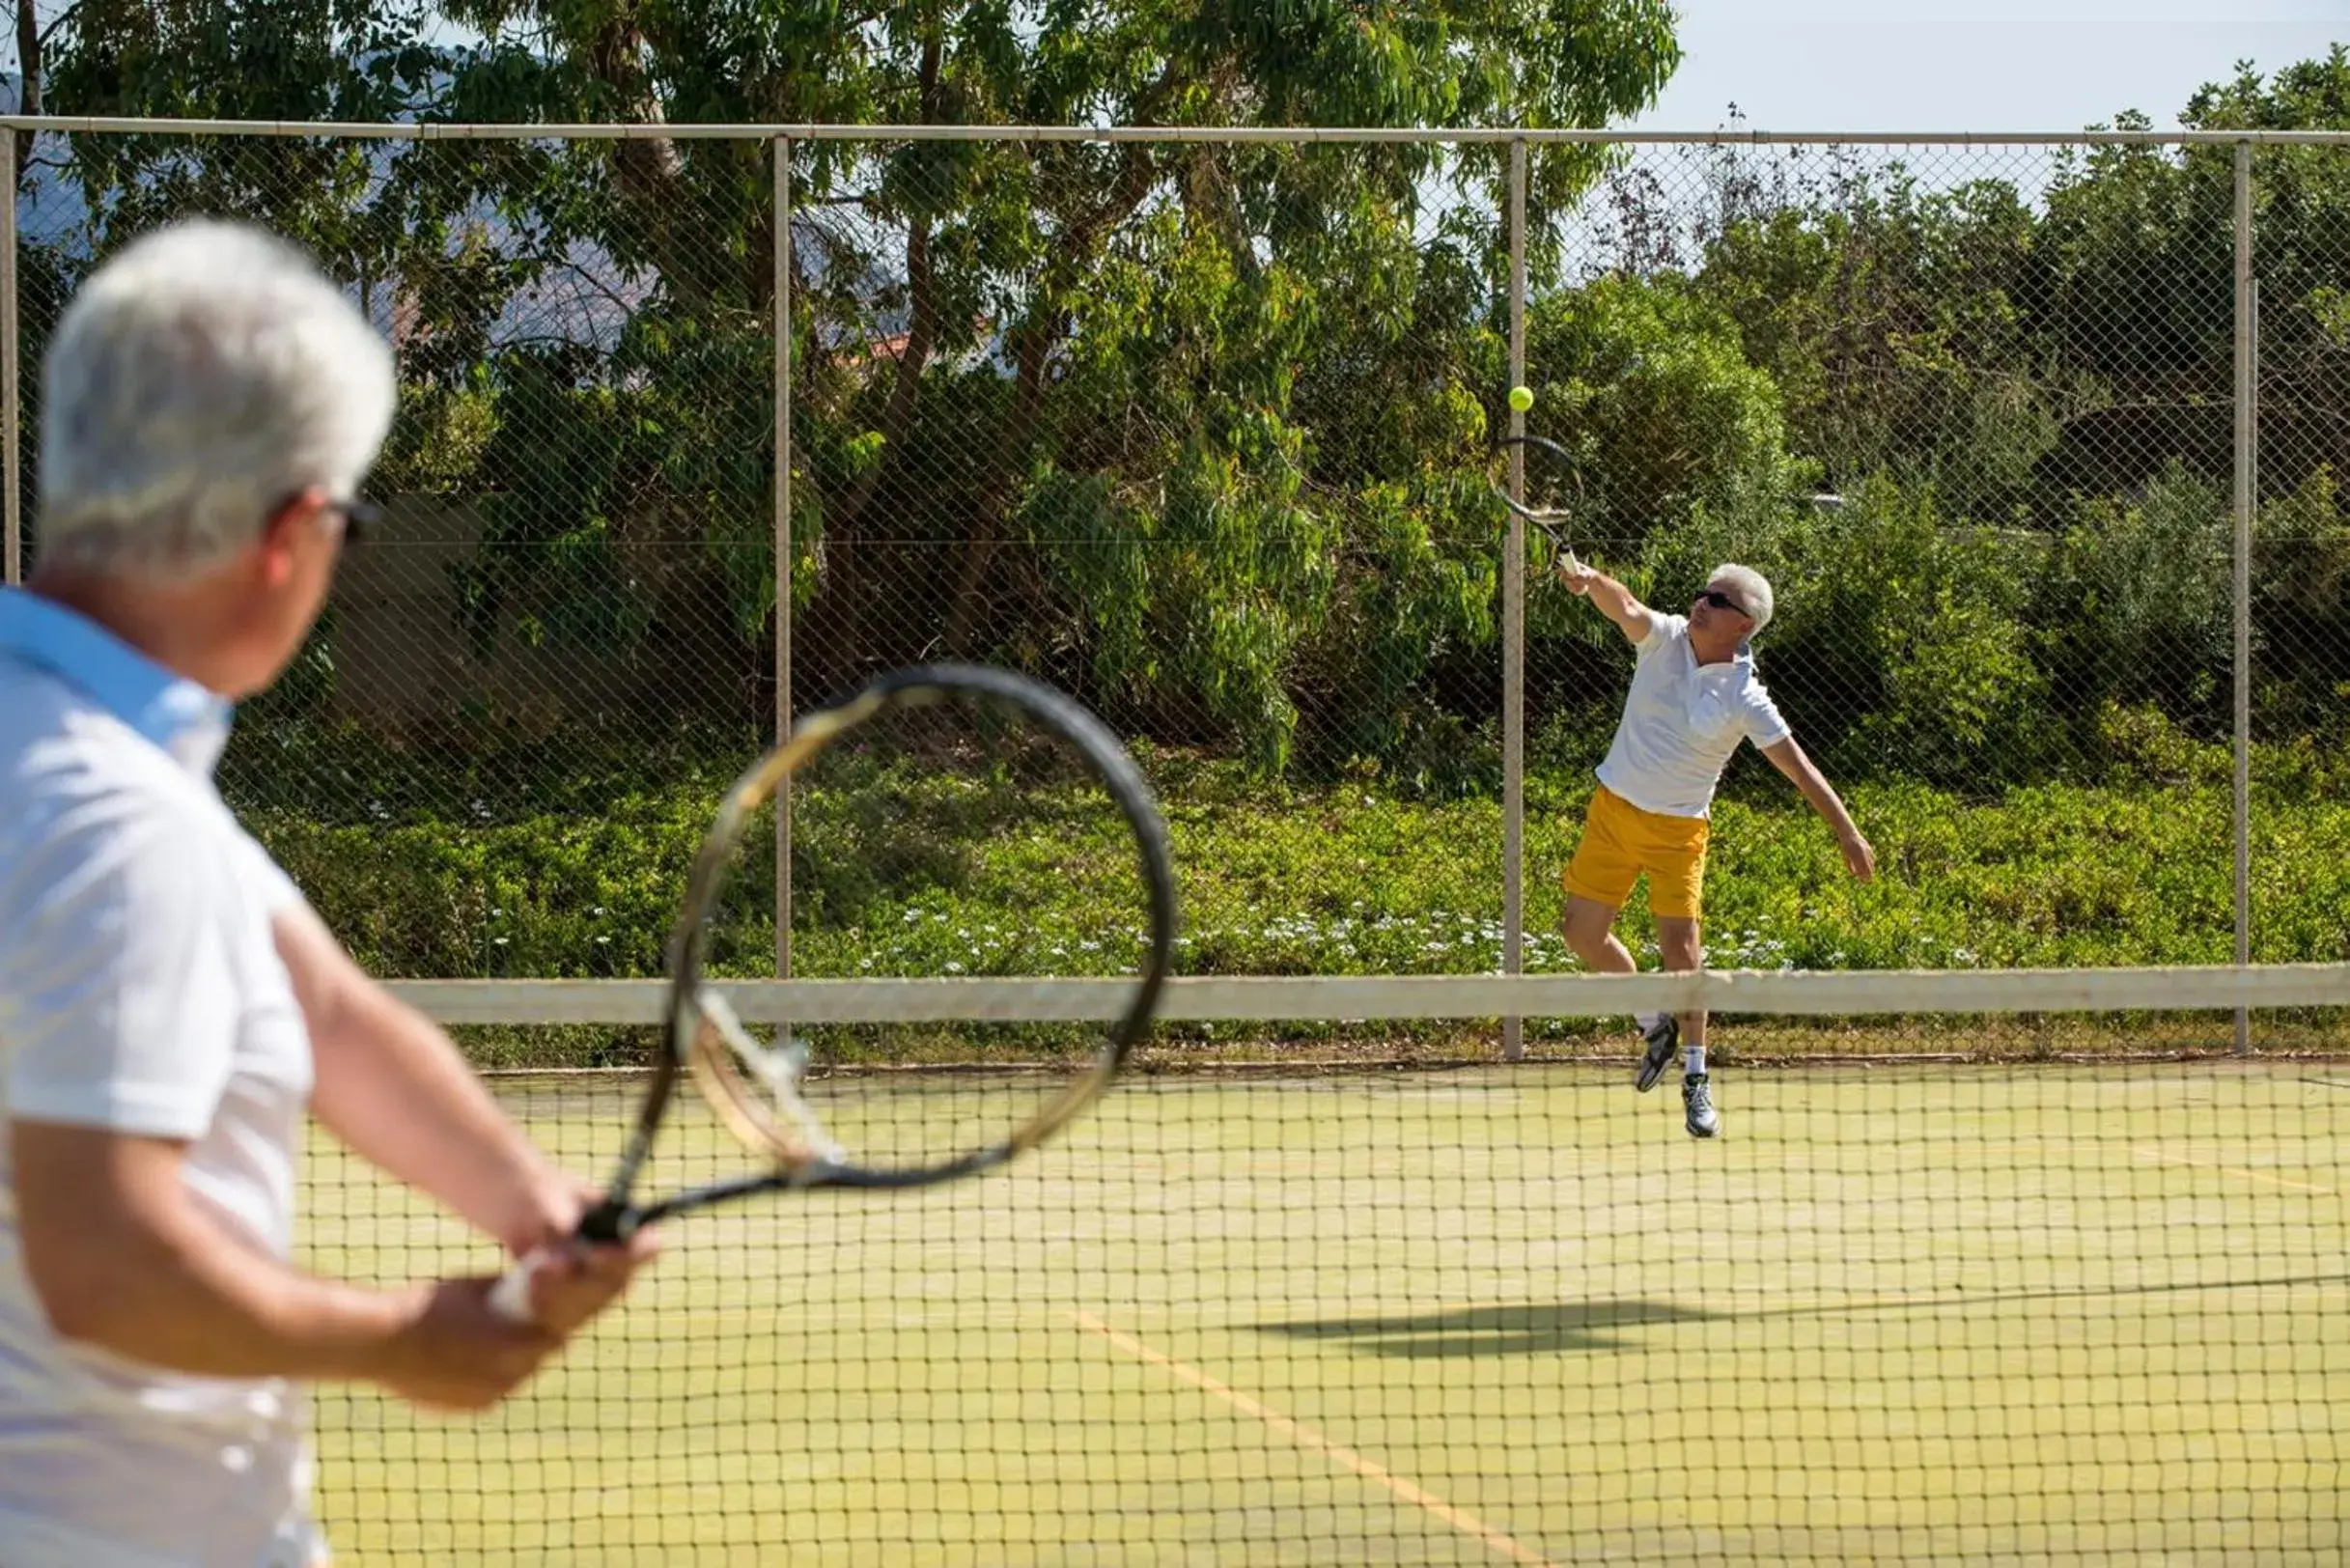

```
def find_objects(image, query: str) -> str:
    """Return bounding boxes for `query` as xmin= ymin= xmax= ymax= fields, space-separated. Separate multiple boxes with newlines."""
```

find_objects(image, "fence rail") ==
xmin=11 ymin=115 xmax=2350 ymax=144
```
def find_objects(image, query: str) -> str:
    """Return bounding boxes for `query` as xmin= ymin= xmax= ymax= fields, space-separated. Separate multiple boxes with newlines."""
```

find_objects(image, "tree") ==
xmin=27 ymin=1 xmax=1686 ymax=774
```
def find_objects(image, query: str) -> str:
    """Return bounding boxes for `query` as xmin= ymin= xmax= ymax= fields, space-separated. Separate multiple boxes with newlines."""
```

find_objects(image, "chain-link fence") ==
xmin=4 ymin=123 xmax=2343 ymax=1030
xmin=9 ymin=118 xmax=2350 ymax=1568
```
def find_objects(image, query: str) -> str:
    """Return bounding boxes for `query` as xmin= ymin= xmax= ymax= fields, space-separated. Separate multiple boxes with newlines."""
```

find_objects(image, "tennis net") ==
xmin=306 ymin=965 xmax=2350 ymax=1565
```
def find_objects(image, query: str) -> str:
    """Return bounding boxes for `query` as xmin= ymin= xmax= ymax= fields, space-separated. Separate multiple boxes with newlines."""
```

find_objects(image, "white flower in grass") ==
xmin=944 ymin=962 xmax=965 ymax=974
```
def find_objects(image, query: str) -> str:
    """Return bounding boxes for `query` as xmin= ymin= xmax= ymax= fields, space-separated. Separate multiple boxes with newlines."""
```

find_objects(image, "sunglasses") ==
xmin=1694 ymin=588 xmax=1748 ymax=615
xmin=322 ymin=496 xmax=383 ymax=545
xmin=276 ymin=491 xmax=382 ymax=546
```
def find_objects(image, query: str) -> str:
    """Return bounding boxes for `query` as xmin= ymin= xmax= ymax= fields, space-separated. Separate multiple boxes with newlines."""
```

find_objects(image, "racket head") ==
xmin=633 ymin=663 xmax=1175 ymax=1218
xmin=1488 ymin=433 xmax=1586 ymax=572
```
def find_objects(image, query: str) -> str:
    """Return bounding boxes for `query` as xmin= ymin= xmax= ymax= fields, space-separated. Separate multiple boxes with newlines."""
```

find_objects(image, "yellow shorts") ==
xmin=1562 ymin=784 xmax=1711 ymax=920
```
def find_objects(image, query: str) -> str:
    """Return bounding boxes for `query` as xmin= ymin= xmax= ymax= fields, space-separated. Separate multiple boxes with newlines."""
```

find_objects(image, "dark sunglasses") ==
xmin=271 ymin=490 xmax=382 ymax=545
xmin=1694 ymin=588 xmax=1748 ymax=615
xmin=322 ymin=496 xmax=383 ymax=544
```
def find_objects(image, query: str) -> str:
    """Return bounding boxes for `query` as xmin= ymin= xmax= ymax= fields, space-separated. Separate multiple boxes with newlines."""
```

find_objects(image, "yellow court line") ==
xmin=2136 ymin=1146 xmax=2336 ymax=1195
xmin=1070 ymin=1309 xmax=1559 ymax=1568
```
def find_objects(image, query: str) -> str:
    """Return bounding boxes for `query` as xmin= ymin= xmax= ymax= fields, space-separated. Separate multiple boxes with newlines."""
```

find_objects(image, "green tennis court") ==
xmin=298 ymin=1061 xmax=2350 ymax=1565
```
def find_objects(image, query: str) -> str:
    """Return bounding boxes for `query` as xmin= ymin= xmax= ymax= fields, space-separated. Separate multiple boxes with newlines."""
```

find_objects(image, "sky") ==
xmin=1630 ymin=0 xmax=2346 ymax=135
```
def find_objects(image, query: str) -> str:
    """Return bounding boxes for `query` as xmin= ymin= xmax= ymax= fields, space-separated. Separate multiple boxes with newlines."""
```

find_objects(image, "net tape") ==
xmin=390 ymin=963 xmax=2350 ymax=1026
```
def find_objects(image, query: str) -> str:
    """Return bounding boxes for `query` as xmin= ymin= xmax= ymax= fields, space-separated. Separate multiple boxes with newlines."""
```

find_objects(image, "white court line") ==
xmin=2136 ymin=1146 xmax=2336 ymax=1196
xmin=1070 ymin=1309 xmax=1559 ymax=1568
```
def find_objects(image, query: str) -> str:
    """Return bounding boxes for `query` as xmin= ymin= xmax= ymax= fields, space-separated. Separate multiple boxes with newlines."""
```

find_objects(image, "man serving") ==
xmin=1556 ymin=557 xmax=1875 ymax=1138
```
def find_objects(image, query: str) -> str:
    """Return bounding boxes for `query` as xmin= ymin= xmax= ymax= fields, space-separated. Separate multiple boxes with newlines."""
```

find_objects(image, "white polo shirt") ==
xmin=1593 ymin=612 xmax=1792 ymax=820
xmin=0 ymin=588 xmax=328 ymax=1568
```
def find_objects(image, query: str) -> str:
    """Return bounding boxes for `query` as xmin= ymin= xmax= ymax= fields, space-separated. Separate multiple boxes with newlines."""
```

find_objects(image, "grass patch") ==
xmin=245 ymin=740 xmax=2350 ymax=1069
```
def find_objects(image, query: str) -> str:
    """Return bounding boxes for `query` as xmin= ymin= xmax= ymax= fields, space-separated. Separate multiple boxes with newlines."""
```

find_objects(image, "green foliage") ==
xmin=2032 ymin=462 xmax=2233 ymax=742
xmin=1632 ymin=475 xmax=2047 ymax=788
xmin=1686 ymin=156 xmax=2060 ymax=518
xmin=249 ymin=739 xmax=2345 ymax=1050
xmin=31 ymin=0 xmax=1685 ymax=783
xmin=249 ymin=793 xmax=708 ymax=982
xmin=24 ymin=22 xmax=2350 ymax=815
xmin=1520 ymin=274 xmax=1803 ymax=550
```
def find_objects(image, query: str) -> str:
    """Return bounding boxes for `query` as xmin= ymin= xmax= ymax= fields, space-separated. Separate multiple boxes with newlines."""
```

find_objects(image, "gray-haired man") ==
xmin=1555 ymin=559 xmax=1876 ymax=1137
xmin=0 ymin=219 xmax=655 ymax=1567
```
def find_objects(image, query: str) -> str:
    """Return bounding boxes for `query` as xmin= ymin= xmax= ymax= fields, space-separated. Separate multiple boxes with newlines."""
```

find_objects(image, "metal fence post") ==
xmin=2232 ymin=138 xmax=2252 ymax=1053
xmin=2 ymin=126 xmax=18 ymax=588
xmin=1502 ymin=138 xmax=1527 ymax=1061
xmin=775 ymin=134 xmax=795 ymax=979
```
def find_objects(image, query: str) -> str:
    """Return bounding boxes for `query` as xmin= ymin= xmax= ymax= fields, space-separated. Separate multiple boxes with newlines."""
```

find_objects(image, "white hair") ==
xmin=36 ymin=217 xmax=396 ymax=580
xmin=1710 ymin=562 xmax=1775 ymax=635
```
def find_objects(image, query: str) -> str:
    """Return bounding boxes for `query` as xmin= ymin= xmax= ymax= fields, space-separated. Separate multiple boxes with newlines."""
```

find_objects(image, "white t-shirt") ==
xmin=0 ymin=588 xmax=328 ymax=1568
xmin=1593 ymin=612 xmax=1792 ymax=820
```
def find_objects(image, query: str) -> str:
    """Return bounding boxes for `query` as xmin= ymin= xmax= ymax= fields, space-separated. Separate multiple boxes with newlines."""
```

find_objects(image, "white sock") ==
xmin=1685 ymin=1043 xmax=1706 ymax=1077
xmin=1637 ymin=1011 xmax=1665 ymax=1034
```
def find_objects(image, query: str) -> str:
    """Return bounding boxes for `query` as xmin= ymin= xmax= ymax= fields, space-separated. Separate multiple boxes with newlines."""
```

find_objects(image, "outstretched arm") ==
xmin=1758 ymin=734 xmax=1876 ymax=882
xmin=1556 ymin=560 xmax=1656 ymax=646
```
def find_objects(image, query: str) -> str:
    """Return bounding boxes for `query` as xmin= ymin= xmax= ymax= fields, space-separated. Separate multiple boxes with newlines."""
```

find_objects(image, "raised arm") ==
xmin=1556 ymin=559 xmax=1656 ymax=645
xmin=1758 ymin=733 xmax=1876 ymax=882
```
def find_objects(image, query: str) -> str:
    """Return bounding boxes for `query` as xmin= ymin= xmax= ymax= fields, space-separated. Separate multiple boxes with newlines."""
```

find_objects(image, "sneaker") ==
xmin=1683 ymin=1072 xmax=1720 ymax=1138
xmin=1636 ymin=1014 xmax=1679 ymax=1092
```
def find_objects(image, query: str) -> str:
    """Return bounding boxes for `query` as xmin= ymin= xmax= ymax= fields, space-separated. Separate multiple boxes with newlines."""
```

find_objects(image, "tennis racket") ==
xmin=1488 ymin=433 xmax=1589 ymax=575
xmin=490 ymin=663 xmax=1179 ymax=1322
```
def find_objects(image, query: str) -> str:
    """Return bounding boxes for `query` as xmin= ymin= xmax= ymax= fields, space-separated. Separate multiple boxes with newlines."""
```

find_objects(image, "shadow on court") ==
xmin=1257 ymin=1299 xmax=1713 ymax=1358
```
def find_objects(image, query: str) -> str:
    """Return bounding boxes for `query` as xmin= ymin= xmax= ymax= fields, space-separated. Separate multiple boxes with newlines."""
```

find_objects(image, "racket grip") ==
xmin=488 ymin=1246 xmax=557 ymax=1324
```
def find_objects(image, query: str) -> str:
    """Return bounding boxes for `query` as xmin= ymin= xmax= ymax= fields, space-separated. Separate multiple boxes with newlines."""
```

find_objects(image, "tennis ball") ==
xmin=1508 ymin=384 xmax=1534 ymax=412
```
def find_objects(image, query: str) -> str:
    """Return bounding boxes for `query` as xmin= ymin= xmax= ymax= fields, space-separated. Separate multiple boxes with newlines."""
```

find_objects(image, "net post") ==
xmin=2232 ymin=139 xmax=2252 ymax=1056
xmin=774 ymin=133 xmax=795 ymax=981
xmin=1501 ymin=137 xmax=1528 ymax=1062
xmin=1 ymin=125 xmax=18 ymax=588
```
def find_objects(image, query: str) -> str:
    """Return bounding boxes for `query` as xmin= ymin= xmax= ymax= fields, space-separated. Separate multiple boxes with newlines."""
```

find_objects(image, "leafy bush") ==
xmin=2031 ymin=461 xmax=2234 ymax=752
xmin=1632 ymin=473 xmax=2048 ymax=788
xmin=256 ymin=742 xmax=2344 ymax=994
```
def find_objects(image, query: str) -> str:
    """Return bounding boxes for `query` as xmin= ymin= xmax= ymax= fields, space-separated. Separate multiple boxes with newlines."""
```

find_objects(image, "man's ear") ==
xmin=252 ymin=488 xmax=323 ymax=589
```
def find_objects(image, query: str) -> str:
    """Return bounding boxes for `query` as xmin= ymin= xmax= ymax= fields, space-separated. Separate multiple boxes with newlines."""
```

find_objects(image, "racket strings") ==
xmin=686 ymin=988 xmax=849 ymax=1171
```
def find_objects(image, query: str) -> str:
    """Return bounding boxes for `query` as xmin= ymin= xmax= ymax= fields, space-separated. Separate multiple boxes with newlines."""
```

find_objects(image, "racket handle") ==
xmin=488 ymin=1246 xmax=557 ymax=1324
xmin=490 ymin=1200 xmax=639 ymax=1321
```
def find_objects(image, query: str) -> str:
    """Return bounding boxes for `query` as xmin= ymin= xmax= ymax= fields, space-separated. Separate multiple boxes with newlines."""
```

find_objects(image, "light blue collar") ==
xmin=0 ymin=586 xmax=234 ymax=775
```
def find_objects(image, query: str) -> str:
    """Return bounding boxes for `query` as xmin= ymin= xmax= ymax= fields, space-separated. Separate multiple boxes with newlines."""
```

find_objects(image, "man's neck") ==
xmin=1689 ymin=628 xmax=1744 ymax=667
xmin=25 ymin=565 xmax=244 ymax=696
